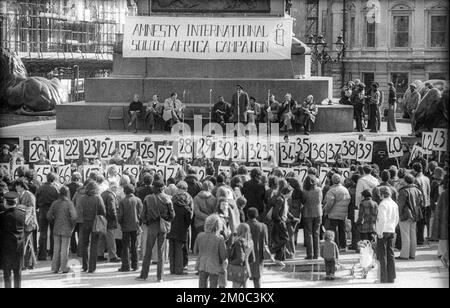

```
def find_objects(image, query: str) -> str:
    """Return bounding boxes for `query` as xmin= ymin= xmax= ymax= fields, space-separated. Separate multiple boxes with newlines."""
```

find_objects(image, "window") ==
xmin=393 ymin=16 xmax=409 ymax=47
xmin=349 ymin=16 xmax=356 ymax=48
xmin=391 ymin=73 xmax=409 ymax=99
xmin=430 ymin=15 xmax=448 ymax=48
xmin=366 ymin=21 xmax=375 ymax=47
xmin=362 ymin=72 xmax=375 ymax=93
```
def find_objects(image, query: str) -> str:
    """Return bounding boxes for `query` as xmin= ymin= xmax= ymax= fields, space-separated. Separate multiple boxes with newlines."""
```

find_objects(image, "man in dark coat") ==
xmin=242 ymin=168 xmax=266 ymax=216
xmin=35 ymin=172 xmax=59 ymax=260
xmin=247 ymin=207 xmax=273 ymax=288
xmin=230 ymin=84 xmax=249 ymax=123
xmin=185 ymin=169 xmax=202 ymax=199
xmin=0 ymin=192 xmax=27 ymax=288
xmin=101 ymin=181 xmax=120 ymax=262
xmin=213 ymin=96 xmax=231 ymax=128
xmin=167 ymin=181 xmax=192 ymax=275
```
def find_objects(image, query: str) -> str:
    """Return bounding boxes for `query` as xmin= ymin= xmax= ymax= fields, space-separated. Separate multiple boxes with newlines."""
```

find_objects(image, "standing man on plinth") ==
xmin=230 ymin=84 xmax=249 ymax=124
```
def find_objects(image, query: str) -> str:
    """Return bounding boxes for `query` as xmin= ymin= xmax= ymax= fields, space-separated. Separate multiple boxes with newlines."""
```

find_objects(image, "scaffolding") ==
xmin=0 ymin=0 xmax=127 ymax=61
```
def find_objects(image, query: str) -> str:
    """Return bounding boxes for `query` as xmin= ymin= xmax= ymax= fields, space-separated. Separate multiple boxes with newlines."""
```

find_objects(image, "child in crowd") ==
xmin=320 ymin=230 xmax=339 ymax=280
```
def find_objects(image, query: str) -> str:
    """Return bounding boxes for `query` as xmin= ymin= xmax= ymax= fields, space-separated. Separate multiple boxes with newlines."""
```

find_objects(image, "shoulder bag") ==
xmin=154 ymin=195 xmax=171 ymax=233
xmin=93 ymin=199 xmax=107 ymax=235
xmin=227 ymin=241 xmax=249 ymax=284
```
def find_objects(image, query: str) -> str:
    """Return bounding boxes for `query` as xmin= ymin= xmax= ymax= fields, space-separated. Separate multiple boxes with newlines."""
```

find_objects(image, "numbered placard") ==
xmin=340 ymin=138 xmax=358 ymax=160
xmin=195 ymin=137 xmax=213 ymax=159
xmin=118 ymin=141 xmax=136 ymax=160
xmin=57 ymin=164 xmax=72 ymax=185
xmin=29 ymin=141 xmax=46 ymax=162
xmin=12 ymin=164 xmax=29 ymax=180
xmin=82 ymin=165 xmax=102 ymax=181
xmin=422 ymin=132 xmax=433 ymax=155
xmin=191 ymin=166 xmax=206 ymax=182
xmin=279 ymin=142 xmax=295 ymax=164
xmin=318 ymin=167 xmax=331 ymax=187
xmin=156 ymin=146 xmax=173 ymax=166
xmin=326 ymin=142 xmax=342 ymax=163
xmin=357 ymin=141 xmax=374 ymax=162
xmin=165 ymin=165 xmax=181 ymax=182
xmin=294 ymin=136 xmax=311 ymax=158
xmin=432 ymin=128 xmax=448 ymax=151
xmin=148 ymin=165 xmax=165 ymax=179
xmin=35 ymin=165 xmax=52 ymax=183
xmin=139 ymin=142 xmax=156 ymax=162
xmin=310 ymin=141 xmax=327 ymax=162
xmin=82 ymin=138 xmax=99 ymax=159
xmin=277 ymin=167 xmax=291 ymax=178
xmin=232 ymin=140 xmax=247 ymax=162
xmin=215 ymin=139 xmax=233 ymax=161
xmin=293 ymin=166 xmax=308 ymax=184
xmin=338 ymin=168 xmax=351 ymax=180
xmin=386 ymin=136 xmax=403 ymax=158
xmin=261 ymin=167 xmax=273 ymax=178
xmin=177 ymin=137 xmax=194 ymax=159
xmin=64 ymin=138 xmax=80 ymax=160
xmin=99 ymin=140 xmax=116 ymax=160
xmin=48 ymin=144 xmax=65 ymax=165
xmin=123 ymin=165 xmax=141 ymax=181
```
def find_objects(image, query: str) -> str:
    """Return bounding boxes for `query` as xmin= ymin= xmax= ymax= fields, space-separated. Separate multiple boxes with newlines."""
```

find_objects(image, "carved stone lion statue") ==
xmin=0 ymin=47 xmax=65 ymax=116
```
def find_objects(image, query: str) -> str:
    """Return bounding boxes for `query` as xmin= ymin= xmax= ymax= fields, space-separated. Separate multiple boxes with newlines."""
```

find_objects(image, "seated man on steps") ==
xmin=128 ymin=94 xmax=144 ymax=133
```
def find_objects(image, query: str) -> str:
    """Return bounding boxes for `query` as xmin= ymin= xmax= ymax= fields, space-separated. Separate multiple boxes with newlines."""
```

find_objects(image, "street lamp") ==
xmin=306 ymin=33 xmax=346 ymax=70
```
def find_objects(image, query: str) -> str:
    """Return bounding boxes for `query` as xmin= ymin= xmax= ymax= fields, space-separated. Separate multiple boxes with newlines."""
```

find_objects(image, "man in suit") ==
xmin=230 ymin=84 xmax=249 ymax=124
xmin=247 ymin=207 xmax=273 ymax=288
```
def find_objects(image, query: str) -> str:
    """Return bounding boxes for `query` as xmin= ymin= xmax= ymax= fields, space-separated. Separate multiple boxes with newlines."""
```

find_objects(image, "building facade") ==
xmin=291 ymin=0 xmax=449 ymax=99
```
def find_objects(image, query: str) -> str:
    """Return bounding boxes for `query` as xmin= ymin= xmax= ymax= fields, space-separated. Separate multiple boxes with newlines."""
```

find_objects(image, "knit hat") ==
xmin=4 ymin=191 xmax=18 ymax=205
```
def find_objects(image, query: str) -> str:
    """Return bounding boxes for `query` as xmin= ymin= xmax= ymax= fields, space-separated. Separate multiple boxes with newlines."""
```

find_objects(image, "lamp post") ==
xmin=306 ymin=34 xmax=345 ymax=77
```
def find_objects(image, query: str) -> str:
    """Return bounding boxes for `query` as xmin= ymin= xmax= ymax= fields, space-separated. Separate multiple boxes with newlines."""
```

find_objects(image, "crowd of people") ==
xmin=339 ymin=79 xmax=438 ymax=136
xmin=0 ymin=141 xmax=448 ymax=288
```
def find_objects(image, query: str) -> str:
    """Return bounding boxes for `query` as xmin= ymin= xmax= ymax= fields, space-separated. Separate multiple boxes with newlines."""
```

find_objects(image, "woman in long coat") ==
xmin=432 ymin=179 xmax=448 ymax=267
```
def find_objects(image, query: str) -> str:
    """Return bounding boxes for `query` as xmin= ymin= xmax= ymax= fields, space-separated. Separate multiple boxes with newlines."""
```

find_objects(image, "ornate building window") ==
xmin=389 ymin=2 xmax=413 ymax=49
xmin=430 ymin=15 xmax=448 ymax=48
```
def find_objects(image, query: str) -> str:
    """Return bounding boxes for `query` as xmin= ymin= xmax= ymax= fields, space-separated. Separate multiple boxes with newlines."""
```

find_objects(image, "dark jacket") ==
xmin=79 ymin=183 xmax=106 ymax=228
xmin=167 ymin=191 xmax=193 ymax=242
xmin=0 ymin=205 xmax=27 ymax=270
xmin=242 ymin=179 xmax=266 ymax=214
xmin=193 ymin=191 xmax=216 ymax=229
xmin=136 ymin=185 xmax=154 ymax=202
xmin=118 ymin=193 xmax=143 ymax=232
xmin=185 ymin=174 xmax=202 ymax=198
xmin=36 ymin=182 xmax=59 ymax=209
xmin=431 ymin=189 xmax=448 ymax=240
xmin=101 ymin=190 xmax=118 ymax=230
xmin=67 ymin=182 xmax=83 ymax=200
xmin=142 ymin=192 xmax=175 ymax=230
xmin=247 ymin=219 xmax=269 ymax=279
xmin=398 ymin=184 xmax=423 ymax=222
xmin=47 ymin=198 xmax=77 ymax=237
xmin=356 ymin=197 xmax=378 ymax=233
xmin=229 ymin=237 xmax=255 ymax=280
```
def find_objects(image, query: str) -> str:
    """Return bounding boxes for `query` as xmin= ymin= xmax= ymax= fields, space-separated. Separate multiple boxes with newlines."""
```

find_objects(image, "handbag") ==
xmin=154 ymin=195 xmax=171 ymax=233
xmin=93 ymin=201 xmax=107 ymax=235
xmin=227 ymin=242 xmax=249 ymax=284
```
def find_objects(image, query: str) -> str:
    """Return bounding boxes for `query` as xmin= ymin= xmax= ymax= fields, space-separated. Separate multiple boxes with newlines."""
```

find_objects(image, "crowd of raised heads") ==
xmin=0 ymin=140 xmax=448 ymax=287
